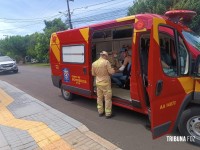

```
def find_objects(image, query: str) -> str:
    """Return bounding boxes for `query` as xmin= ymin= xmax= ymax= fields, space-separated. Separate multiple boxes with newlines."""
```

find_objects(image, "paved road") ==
xmin=0 ymin=65 xmax=199 ymax=150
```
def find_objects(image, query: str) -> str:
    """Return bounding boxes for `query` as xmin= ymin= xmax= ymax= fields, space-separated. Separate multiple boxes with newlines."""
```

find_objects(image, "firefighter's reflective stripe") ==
xmin=97 ymin=85 xmax=104 ymax=114
xmin=105 ymin=89 xmax=112 ymax=116
xmin=96 ymin=84 xmax=112 ymax=116
xmin=96 ymin=82 xmax=109 ymax=86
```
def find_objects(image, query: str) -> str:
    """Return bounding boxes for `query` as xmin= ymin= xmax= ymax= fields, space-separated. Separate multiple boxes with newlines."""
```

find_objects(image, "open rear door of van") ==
xmin=60 ymin=27 xmax=93 ymax=98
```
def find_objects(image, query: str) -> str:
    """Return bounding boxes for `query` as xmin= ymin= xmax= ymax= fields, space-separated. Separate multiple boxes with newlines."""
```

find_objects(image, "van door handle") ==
xmin=155 ymin=80 xmax=163 ymax=96
xmin=83 ymin=67 xmax=87 ymax=75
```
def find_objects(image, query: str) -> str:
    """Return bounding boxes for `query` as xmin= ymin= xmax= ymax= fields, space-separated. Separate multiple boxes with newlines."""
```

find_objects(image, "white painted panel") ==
xmin=62 ymin=45 xmax=84 ymax=63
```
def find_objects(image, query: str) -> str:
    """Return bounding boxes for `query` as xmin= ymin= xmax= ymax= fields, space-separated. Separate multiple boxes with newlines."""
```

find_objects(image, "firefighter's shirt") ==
xmin=92 ymin=57 xmax=115 ymax=86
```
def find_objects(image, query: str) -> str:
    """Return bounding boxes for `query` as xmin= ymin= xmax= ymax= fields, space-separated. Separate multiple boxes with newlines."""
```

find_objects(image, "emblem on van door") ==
xmin=63 ymin=68 xmax=70 ymax=82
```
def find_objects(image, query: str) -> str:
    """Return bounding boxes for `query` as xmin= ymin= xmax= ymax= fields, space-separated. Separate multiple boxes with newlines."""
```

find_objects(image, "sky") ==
xmin=0 ymin=0 xmax=134 ymax=39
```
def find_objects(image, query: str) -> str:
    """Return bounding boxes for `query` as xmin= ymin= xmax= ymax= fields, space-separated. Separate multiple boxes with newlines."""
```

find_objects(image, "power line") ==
xmin=0 ymin=0 xmax=133 ymax=33
xmin=0 ymin=13 xmax=63 ymax=22
xmin=0 ymin=9 xmax=126 ymax=32
xmin=0 ymin=21 xmax=44 ymax=32
xmin=72 ymin=8 xmax=127 ymax=22
xmin=72 ymin=0 xmax=119 ymax=11
xmin=72 ymin=0 xmax=132 ymax=17
xmin=0 ymin=0 xmax=131 ymax=23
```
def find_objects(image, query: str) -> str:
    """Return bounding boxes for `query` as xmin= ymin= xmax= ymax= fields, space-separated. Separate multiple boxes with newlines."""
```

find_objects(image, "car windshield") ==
xmin=0 ymin=56 xmax=13 ymax=62
xmin=182 ymin=30 xmax=200 ymax=51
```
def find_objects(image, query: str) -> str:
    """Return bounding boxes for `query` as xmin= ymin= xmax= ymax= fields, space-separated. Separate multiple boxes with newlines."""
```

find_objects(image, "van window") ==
xmin=92 ymin=30 xmax=111 ymax=39
xmin=113 ymin=28 xmax=133 ymax=39
xmin=177 ymin=34 xmax=189 ymax=75
xmin=182 ymin=31 xmax=200 ymax=51
xmin=158 ymin=26 xmax=177 ymax=77
xmin=62 ymin=45 xmax=85 ymax=63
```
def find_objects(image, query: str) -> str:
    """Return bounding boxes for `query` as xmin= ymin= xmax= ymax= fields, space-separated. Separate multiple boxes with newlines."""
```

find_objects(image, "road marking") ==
xmin=0 ymin=88 xmax=74 ymax=150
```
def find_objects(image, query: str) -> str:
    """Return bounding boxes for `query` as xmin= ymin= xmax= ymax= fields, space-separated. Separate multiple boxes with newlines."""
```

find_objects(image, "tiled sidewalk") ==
xmin=0 ymin=81 xmax=121 ymax=150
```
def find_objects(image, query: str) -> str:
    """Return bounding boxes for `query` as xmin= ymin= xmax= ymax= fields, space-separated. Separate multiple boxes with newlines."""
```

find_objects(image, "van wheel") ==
xmin=178 ymin=107 xmax=200 ymax=146
xmin=61 ymin=85 xmax=73 ymax=101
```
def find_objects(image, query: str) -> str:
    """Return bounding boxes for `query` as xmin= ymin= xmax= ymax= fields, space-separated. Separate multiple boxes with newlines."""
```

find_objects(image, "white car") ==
xmin=31 ymin=58 xmax=38 ymax=63
xmin=0 ymin=56 xmax=18 ymax=73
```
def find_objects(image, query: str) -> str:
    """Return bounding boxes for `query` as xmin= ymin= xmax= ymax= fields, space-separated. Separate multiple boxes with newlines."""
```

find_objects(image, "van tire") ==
xmin=178 ymin=107 xmax=200 ymax=146
xmin=61 ymin=85 xmax=73 ymax=101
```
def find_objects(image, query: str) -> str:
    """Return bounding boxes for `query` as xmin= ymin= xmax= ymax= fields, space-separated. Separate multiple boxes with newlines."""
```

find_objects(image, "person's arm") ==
xmin=119 ymin=57 xmax=129 ymax=71
xmin=91 ymin=64 xmax=96 ymax=76
xmin=161 ymin=61 xmax=170 ymax=69
xmin=106 ymin=61 xmax=115 ymax=75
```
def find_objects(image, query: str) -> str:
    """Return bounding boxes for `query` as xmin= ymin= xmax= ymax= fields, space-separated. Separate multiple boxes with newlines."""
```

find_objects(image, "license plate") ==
xmin=5 ymin=67 xmax=12 ymax=70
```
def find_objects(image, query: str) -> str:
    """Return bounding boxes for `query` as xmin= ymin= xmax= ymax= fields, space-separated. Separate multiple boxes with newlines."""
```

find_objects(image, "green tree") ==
xmin=34 ymin=18 xmax=67 ymax=62
xmin=174 ymin=0 xmax=200 ymax=34
xmin=128 ymin=0 xmax=200 ymax=34
xmin=0 ymin=18 xmax=67 ymax=63
xmin=26 ymin=33 xmax=42 ymax=60
xmin=128 ymin=0 xmax=175 ymax=15
xmin=0 ymin=35 xmax=28 ymax=62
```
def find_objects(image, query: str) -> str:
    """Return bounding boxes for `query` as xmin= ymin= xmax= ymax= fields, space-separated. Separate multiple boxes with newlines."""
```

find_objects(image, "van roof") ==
xmin=57 ymin=13 xmax=163 ymax=33
xmin=56 ymin=10 xmax=193 ymax=34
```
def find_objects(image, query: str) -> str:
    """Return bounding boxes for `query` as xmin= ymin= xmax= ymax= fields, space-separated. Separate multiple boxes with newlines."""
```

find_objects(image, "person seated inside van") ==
xmin=160 ymin=42 xmax=177 ymax=76
xmin=108 ymin=50 xmax=121 ymax=70
xmin=111 ymin=49 xmax=131 ymax=88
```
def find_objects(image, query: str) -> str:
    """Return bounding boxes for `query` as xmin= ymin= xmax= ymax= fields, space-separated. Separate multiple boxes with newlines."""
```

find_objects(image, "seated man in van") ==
xmin=160 ymin=46 xmax=177 ymax=76
xmin=108 ymin=50 xmax=121 ymax=70
xmin=111 ymin=49 xmax=131 ymax=88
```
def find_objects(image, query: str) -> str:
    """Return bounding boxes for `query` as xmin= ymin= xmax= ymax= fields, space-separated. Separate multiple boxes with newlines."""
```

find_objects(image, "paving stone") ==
xmin=0 ymin=145 xmax=11 ymax=150
xmin=8 ymin=102 xmax=47 ymax=118
xmin=73 ymin=138 xmax=92 ymax=148
xmin=0 ymin=125 xmax=37 ymax=149
xmin=56 ymin=127 xmax=75 ymax=136
xmin=10 ymin=141 xmax=23 ymax=149
xmin=0 ymin=81 xmax=121 ymax=150
xmin=21 ymin=138 xmax=35 ymax=145
xmin=90 ymin=144 xmax=104 ymax=150
xmin=21 ymin=141 xmax=37 ymax=149
xmin=24 ymin=144 xmax=39 ymax=150
xmin=48 ymin=109 xmax=82 ymax=127
xmin=0 ymin=128 xmax=8 ymax=148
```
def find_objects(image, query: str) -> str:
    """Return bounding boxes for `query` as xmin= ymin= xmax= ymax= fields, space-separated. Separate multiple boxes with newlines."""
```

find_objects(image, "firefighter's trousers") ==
xmin=96 ymin=83 xmax=112 ymax=116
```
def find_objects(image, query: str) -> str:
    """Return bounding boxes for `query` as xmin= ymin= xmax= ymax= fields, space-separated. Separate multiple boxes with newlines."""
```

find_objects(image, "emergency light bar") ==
xmin=164 ymin=10 xmax=196 ymax=24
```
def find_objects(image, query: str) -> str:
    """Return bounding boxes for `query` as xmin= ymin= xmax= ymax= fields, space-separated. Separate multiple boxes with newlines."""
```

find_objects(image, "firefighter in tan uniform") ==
xmin=92 ymin=51 xmax=115 ymax=118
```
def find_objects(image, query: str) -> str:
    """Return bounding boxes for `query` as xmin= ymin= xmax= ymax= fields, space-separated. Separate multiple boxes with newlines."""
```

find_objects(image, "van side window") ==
xmin=62 ymin=45 xmax=85 ymax=63
xmin=158 ymin=26 xmax=177 ymax=77
xmin=177 ymin=35 xmax=189 ymax=75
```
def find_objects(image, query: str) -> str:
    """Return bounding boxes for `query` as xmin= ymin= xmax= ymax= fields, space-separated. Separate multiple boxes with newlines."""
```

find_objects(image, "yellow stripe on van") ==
xmin=178 ymin=77 xmax=194 ymax=94
xmin=133 ymin=18 xmax=147 ymax=44
xmin=153 ymin=18 xmax=166 ymax=44
xmin=195 ymin=80 xmax=200 ymax=92
xmin=116 ymin=15 xmax=135 ymax=22
xmin=50 ymin=33 xmax=60 ymax=63
xmin=0 ymin=88 xmax=73 ymax=150
xmin=80 ymin=27 xmax=89 ymax=43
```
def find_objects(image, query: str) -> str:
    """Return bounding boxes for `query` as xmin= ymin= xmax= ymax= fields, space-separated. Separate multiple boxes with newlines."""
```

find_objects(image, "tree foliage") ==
xmin=173 ymin=0 xmax=200 ymax=34
xmin=128 ymin=0 xmax=200 ymax=34
xmin=0 ymin=18 xmax=67 ymax=63
xmin=0 ymin=36 xmax=28 ymax=62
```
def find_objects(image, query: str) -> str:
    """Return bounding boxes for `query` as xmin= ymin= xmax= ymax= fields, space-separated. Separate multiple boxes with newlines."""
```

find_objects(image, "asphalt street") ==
xmin=0 ymin=65 xmax=199 ymax=150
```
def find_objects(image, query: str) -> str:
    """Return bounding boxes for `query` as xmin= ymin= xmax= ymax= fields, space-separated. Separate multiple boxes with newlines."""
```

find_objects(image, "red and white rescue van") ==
xmin=50 ymin=10 xmax=200 ymax=145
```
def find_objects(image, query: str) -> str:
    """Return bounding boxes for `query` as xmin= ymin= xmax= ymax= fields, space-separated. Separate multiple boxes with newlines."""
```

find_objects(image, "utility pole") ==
xmin=66 ymin=0 xmax=73 ymax=29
